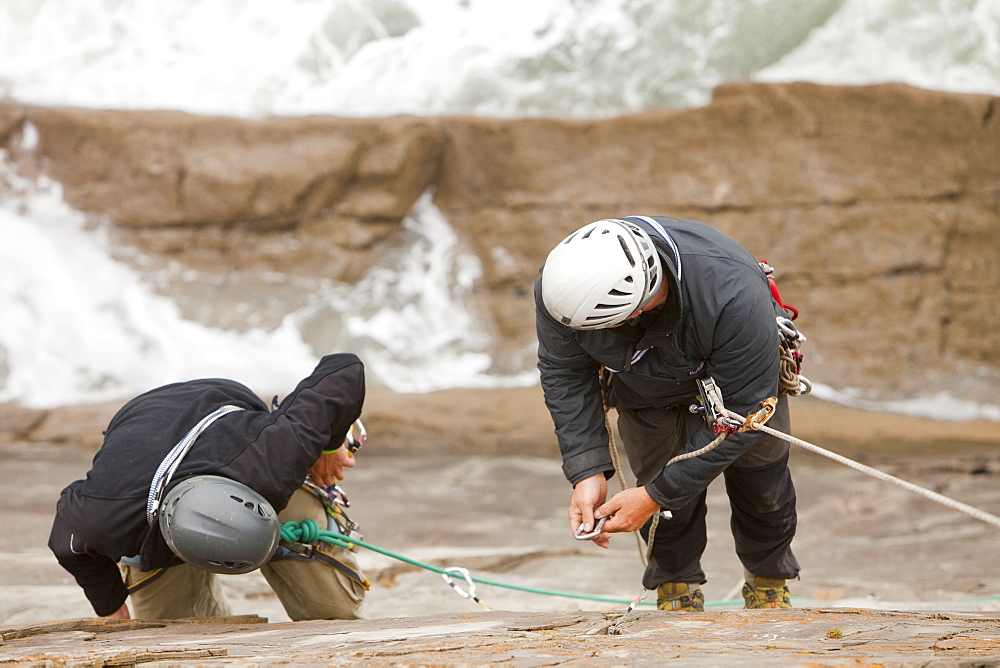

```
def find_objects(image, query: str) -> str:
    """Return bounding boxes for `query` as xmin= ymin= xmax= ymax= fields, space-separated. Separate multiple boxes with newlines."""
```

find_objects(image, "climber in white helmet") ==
xmin=535 ymin=216 xmax=801 ymax=611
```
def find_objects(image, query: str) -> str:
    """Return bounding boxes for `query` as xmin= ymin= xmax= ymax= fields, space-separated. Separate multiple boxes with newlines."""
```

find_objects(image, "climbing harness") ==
xmin=123 ymin=566 xmax=167 ymax=595
xmin=272 ymin=421 xmax=371 ymax=584
xmin=300 ymin=479 xmax=364 ymax=542
xmin=277 ymin=519 xmax=371 ymax=589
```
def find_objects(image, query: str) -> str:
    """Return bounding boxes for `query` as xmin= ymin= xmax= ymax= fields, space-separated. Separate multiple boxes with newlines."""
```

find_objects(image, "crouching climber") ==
xmin=48 ymin=353 xmax=370 ymax=621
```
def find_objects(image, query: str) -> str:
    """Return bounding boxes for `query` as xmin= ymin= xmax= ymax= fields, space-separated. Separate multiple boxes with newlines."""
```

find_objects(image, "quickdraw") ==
xmin=759 ymin=261 xmax=798 ymax=320
xmin=759 ymin=261 xmax=811 ymax=396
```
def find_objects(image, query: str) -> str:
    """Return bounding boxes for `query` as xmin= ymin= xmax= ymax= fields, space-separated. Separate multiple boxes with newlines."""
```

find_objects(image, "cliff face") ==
xmin=2 ymin=82 xmax=997 ymax=402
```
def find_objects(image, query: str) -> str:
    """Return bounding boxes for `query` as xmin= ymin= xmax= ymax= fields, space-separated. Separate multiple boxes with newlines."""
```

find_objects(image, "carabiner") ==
xmin=346 ymin=419 xmax=367 ymax=453
xmin=442 ymin=567 xmax=491 ymax=610
xmin=441 ymin=566 xmax=477 ymax=599
xmin=574 ymin=516 xmax=609 ymax=540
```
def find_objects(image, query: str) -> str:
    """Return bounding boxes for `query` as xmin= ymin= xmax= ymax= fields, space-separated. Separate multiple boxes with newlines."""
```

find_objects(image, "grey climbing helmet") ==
xmin=158 ymin=475 xmax=280 ymax=574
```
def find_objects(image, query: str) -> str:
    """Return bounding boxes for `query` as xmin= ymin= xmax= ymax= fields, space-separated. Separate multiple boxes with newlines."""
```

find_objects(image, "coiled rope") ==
xmin=779 ymin=346 xmax=807 ymax=396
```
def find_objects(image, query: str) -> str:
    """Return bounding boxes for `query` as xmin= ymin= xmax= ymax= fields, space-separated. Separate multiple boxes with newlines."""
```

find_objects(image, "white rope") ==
xmin=665 ymin=432 xmax=728 ymax=467
xmin=604 ymin=405 xmax=649 ymax=566
xmin=724 ymin=409 xmax=1000 ymax=530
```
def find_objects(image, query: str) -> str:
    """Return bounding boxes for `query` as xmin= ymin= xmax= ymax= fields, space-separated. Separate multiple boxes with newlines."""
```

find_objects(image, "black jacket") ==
xmin=535 ymin=217 xmax=785 ymax=510
xmin=48 ymin=353 xmax=365 ymax=616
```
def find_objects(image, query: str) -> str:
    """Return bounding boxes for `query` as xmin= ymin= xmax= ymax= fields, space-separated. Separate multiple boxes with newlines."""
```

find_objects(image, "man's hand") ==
xmin=596 ymin=486 xmax=661 ymax=533
xmin=102 ymin=601 xmax=131 ymax=619
xmin=308 ymin=446 xmax=357 ymax=488
xmin=569 ymin=474 xmax=610 ymax=548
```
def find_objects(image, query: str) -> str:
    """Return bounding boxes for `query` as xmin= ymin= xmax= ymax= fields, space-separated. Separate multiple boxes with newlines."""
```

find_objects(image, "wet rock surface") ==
xmin=3 ymin=609 xmax=1000 ymax=666
xmin=2 ymin=392 xmax=999 ymax=666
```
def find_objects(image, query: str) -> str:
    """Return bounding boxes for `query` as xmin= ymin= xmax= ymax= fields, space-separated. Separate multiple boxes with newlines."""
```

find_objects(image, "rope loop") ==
xmin=280 ymin=518 xmax=322 ymax=544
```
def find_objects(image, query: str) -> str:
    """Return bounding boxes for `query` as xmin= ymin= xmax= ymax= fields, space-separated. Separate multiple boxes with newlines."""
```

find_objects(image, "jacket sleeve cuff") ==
xmin=562 ymin=447 xmax=615 ymax=486
xmin=645 ymin=476 xmax=698 ymax=512
xmin=82 ymin=565 xmax=130 ymax=617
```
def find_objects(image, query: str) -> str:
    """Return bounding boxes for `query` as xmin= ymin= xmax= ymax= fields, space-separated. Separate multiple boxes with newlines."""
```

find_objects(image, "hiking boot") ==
xmin=742 ymin=576 xmax=792 ymax=609
xmin=656 ymin=582 xmax=705 ymax=612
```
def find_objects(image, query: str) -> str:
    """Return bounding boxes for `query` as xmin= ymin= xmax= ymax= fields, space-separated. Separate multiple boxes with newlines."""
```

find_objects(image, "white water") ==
xmin=0 ymin=155 xmax=533 ymax=407
xmin=0 ymin=160 xmax=312 ymax=406
xmin=1 ymin=0 xmax=997 ymax=412
xmin=2 ymin=0 xmax=997 ymax=117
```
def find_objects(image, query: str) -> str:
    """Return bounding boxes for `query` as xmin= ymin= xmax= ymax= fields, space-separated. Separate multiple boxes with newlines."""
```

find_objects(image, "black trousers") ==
xmin=617 ymin=394 xmax=800 ymax=589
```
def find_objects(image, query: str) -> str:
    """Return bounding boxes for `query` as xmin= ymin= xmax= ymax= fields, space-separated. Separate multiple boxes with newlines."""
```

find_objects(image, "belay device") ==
xmin=691 ymin=377 xmax=779 ymax=436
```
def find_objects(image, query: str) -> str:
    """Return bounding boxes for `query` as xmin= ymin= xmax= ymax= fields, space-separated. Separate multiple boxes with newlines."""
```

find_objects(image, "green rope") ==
xmin=281 ymin=519 xmax=665 ymax=607
xmin=285 ymin=520 xmax=1000 ymax=610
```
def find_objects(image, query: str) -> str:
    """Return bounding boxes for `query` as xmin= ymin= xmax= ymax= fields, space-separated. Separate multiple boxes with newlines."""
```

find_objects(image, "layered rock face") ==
xmin=1 ymin=82 xmax=997 ymax=403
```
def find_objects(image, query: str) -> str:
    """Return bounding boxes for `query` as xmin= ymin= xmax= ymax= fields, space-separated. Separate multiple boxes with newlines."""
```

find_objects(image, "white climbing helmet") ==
xmin=541 ymin=218 xmax=662 ymax=329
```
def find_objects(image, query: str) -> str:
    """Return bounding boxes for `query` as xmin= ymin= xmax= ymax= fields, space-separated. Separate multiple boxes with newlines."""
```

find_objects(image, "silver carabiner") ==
xmin=441 ymin=566 xmax=477 ymax=600
xmin=346 ymin=419 xmax=367 ymax=453
xmin=574 ymin=516 xmax=609 ymax=540
xmin=776 ymin=316 xmax=806 ymax=345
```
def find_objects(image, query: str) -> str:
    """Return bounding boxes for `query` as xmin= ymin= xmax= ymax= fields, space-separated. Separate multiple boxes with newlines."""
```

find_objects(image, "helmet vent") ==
xmin=617 ymin=236 xmax=636 ymax=266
